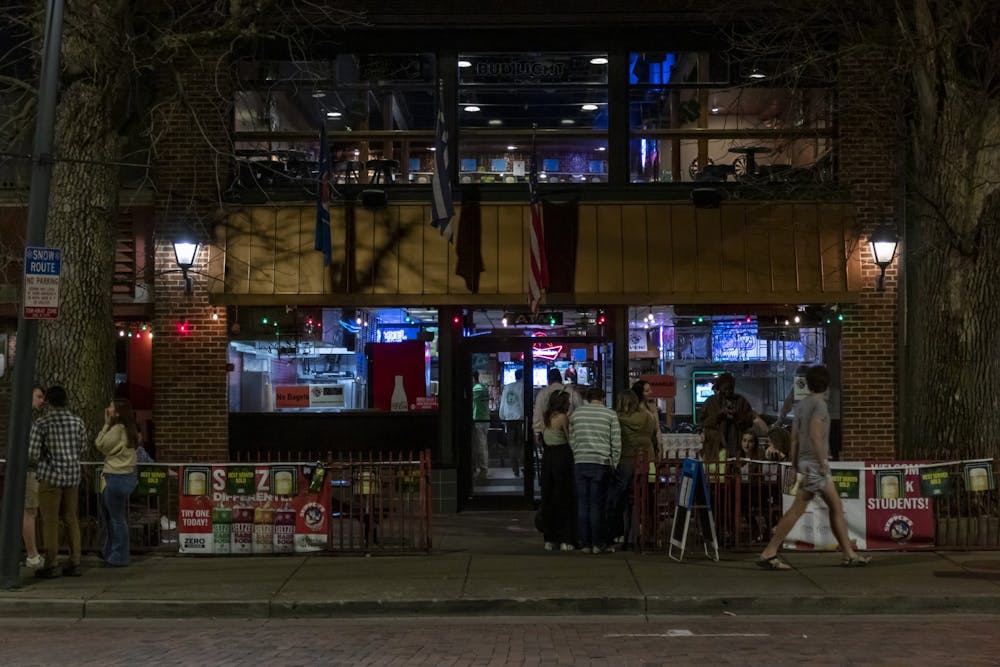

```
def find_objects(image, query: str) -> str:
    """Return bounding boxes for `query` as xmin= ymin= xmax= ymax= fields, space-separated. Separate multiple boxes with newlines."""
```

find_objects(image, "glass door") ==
xmin=460 ymin=334 xmax=613 ymax=508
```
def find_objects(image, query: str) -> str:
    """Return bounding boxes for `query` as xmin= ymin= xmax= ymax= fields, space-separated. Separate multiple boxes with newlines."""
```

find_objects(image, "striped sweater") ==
xmin=568 ymin=402 xmax=621 ymax=467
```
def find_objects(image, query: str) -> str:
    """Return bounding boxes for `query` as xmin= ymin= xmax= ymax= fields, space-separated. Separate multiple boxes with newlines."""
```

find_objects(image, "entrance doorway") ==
xmin=459 ymin=335 xmax=612 ymax=509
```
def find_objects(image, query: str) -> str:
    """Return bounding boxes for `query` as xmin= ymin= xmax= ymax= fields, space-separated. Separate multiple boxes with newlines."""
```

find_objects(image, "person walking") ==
xmin=757 ymin=365 xmax=870 ymax=570
xmin=611 ymin=390 xmax=656 ymax=549
xmin=471 ymin=371 xmax=491 ymax=481
xmin=28 ymin=386 xmax=87 ymax=578
xmin=499 ymin=369 xmax=525 ymax=477
xmin=539 ymin=390 xmax=576 ymax=551
xmin=95 ymin=398 xmax=142 ymax=567
xmin=22 ymin=385 xmax=47 ymax=569
xmin=569 ymin=387 xmax=621 ymax=554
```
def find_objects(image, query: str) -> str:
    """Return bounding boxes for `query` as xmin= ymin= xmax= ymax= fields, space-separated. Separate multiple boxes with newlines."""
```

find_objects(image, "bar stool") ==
xmin=366 ymin=159 xmax=399 ymax=185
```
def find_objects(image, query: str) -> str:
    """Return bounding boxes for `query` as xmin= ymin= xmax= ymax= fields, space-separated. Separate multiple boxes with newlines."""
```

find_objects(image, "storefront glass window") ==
xmin=227 ymin=306 xmax=439 ymax=413
xmin=626 ymin=306 xmax=838 ymax=430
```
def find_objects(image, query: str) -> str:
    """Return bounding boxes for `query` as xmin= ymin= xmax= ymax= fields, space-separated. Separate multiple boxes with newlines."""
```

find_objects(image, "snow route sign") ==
xmin=23 ymin=246 xmax=61 ymax=319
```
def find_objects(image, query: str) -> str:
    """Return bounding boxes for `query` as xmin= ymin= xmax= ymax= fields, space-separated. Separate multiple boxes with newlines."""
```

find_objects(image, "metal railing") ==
xmin=0 ymin=449 xmax=433 ymax=557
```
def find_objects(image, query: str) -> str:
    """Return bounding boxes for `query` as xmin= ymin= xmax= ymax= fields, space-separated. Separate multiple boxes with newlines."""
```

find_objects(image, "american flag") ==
xmin=314 ymin=125 xmax=333 ymax=266
xmin=527 ymin=176 xmax=548 ymax=316
xmin=430 ymin=96 xmax=454 ymax=242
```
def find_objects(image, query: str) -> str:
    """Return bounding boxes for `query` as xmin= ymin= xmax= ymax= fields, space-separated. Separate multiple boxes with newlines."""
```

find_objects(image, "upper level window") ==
xmin=456 ymin=52 xmax=609 ymax=184
xmin=628 ymin=52 xmax=834 ymax=184
xmin=233 ymin=55 xmax=436 ymax=188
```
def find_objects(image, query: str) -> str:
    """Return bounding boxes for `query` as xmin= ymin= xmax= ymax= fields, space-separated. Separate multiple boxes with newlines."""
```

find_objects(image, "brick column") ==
xmin=151 ymin=50 xmax=233 ymax=461
xmin=838 ymin=50 xmax=900 ymax=461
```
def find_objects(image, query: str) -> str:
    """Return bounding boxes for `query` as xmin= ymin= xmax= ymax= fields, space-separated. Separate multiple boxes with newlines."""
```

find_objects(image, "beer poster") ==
xmin=963 ymin=461 xmax=995 ymax=493
xmin=178 ymin=464 xmax=330 ymax=555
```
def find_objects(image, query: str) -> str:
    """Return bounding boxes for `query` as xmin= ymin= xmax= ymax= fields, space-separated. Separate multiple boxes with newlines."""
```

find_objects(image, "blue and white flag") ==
xmin=314 ymin=125 xmax=333 ymax=266
xmin=431 ymin=99 xmax=455 ymax=242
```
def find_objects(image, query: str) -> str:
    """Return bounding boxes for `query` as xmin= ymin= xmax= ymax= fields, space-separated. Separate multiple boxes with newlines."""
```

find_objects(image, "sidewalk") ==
xmin=2 ymin=511 xmax=1000 ymax=619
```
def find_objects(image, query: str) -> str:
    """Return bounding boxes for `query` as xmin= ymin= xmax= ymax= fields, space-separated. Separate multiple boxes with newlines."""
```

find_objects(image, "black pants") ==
xmin=541 ymin=444 xmax=576 ymax=546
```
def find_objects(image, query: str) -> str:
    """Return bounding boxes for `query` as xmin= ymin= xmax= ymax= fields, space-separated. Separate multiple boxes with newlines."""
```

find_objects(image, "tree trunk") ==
xmin=902 ymin=1 xmax=1000 ymax=459
xmin=34 ymin=78 xmax=121 ymax=444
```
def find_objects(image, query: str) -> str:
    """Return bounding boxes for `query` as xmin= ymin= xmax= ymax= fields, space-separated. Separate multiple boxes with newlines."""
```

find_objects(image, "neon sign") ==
xmin=532 ymin=344 xmax=563 ymax=361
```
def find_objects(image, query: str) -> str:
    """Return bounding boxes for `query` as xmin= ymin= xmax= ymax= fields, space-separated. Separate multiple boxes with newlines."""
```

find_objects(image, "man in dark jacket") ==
xmin=698 ymin=373 xmax=753 ymax=458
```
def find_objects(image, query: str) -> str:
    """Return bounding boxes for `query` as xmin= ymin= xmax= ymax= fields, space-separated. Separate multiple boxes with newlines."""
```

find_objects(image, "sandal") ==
xmin=841 ymin=554 xmax=871 ymax=567
xmin=755 ymin=554 xmax=793 ymax=571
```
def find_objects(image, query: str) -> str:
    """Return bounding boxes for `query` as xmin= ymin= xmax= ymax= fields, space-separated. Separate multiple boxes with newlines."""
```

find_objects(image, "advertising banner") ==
xmin=178 ymin=463 xmax=330 ymax=555
xmin=782 ymin=461 xmax=935 ymax=550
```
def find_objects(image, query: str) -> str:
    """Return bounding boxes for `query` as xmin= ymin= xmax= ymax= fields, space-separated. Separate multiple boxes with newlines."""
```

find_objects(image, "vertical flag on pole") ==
xmin=527 ymin=161 xmax=548 ymax=316
xmin=431 ymin=84 xmax=455 ymax=242
xmin=314 ymin=125 xmax=333 ymax=266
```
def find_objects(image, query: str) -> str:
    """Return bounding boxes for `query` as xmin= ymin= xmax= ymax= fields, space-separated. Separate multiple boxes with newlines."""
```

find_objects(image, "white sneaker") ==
xmin=544 ymin=542 xmax=555 ymax=551
xmin=559 ymin=543 xmax=575 ymax=552
xmin=25 ymin=554 xmax=44 ymax=569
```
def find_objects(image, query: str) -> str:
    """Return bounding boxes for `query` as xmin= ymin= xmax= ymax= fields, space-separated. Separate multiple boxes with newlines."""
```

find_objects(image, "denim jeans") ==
xmin=575 ymin=462 xmax=610 ymax=550
xmin=102 ymin=473 xmax=137 ymax=566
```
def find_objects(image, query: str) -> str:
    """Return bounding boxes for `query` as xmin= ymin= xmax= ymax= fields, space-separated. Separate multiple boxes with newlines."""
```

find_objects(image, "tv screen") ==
xmin=694 ymin=380 xmax=716 ymax=406
xmin=542 ymin=158 xmax=559 ymax=172
xmin=460 ymin=158 xmax=477 ymax=172
xmin=533 ymin=366 xmax=550 ymax=388
xmin=491 ymin=158 xmax=508 ymax=173
xmin=408 ymin=157 xmax=422 ymax=172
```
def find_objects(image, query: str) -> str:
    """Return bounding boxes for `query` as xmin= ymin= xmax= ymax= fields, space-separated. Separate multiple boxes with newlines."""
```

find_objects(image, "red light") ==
xmin=745 ymin=316 xmax=752 ymax=323
xmin=316 ymin=322 xmax=321 ymax=328
xmin=453 ymin=315 xmax=462 ymax=326
xmin=176 ymin=320 xmax=190 ymax=335
xmin=307 ymin=318 xmax=314 ymax=325
xmin=597 ymin=315 xmax=606 ymax=325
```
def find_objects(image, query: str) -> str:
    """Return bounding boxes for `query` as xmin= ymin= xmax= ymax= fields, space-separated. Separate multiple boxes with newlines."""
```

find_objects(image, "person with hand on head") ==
xmin=532 ymin=367 xmax=582 ymax=445
xmin=28 ymin=385 xmax=87 ymax=578
xmin=95 ymin=398 xmax=142 ymax=567
xmin=539 ymin=390 xmax=576 ymax=552
xmin=22 ymin=385 xmax=46 ymax=570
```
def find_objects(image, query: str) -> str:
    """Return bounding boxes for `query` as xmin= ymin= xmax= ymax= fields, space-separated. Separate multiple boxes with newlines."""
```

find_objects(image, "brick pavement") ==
xmin=1 ymin=616 xmax=998 ymax=666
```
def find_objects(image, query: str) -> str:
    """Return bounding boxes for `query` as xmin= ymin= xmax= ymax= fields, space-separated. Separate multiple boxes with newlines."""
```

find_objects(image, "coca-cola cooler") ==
xmin=368 ymin=340 xmax=426 ymax=411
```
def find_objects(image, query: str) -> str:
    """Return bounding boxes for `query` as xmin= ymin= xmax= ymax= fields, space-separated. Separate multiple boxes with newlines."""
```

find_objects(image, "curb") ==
xmin=4 ymin=594 xmax=1000 ymax=619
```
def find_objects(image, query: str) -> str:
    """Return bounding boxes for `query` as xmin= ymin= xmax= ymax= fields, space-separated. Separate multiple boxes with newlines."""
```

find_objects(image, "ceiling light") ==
xmin=311 ymin=91 xmax=326 ymax=98
xmin=596 ymin=146 xmax=606 ymax=152
xmin=463 ymin=105 xmax=481 ymax=112
xmin=711 ymin=105 xmax=720 ymax=114
xmin=560 ymin=119 xmax=575 ymax=125
xmin=581 ymin=104 xmax=598 ymax=111
xmin=590 ymin=57 xmax=608 ymax=65
xmin=488 ymin=119 xmax=503 ymax=126
xmin=427 ymin=146 xmax=436 ymax=151
xmin=458 ymin=60 xmax=472 ymax=68
xmin=326 ymin=111 xmax=342 ymax=118
xmin=748 ymin=68 xmax=766 ymax=79
xmin=506 ymin=145 xmax=517 ymax=150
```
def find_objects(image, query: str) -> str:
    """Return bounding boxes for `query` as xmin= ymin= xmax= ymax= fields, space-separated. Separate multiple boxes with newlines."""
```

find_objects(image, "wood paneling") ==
xmin=215 ymin=201 xmax=861 ymax=305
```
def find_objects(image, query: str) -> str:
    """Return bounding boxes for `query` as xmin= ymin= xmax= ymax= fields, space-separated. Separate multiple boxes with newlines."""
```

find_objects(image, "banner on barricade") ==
xmin=178 ymin=463 xmax=330 ymax=555
xmin=783 ymin=461 xmax=934 ymax=551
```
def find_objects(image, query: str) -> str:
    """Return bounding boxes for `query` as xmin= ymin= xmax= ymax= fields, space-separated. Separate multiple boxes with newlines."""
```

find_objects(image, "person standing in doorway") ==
xmin=569 ymin=387 xmax=621 ymax=554
xmin=28 ymin=386 xmax=88 ymax=578
xmin=532 ymin=368 xmax=581 ymax=445
xmin=540 ymin=390 xmax=576 ymax=551
xmin=471 ymin=371 xmax=491 ymax=482
xmin=757 ymin=365 xmax=870 ymax=570
xmin=22 ymin=385 xmax=47 ymax=569
xmin=499 ymin=369 xmax=525 ymax=477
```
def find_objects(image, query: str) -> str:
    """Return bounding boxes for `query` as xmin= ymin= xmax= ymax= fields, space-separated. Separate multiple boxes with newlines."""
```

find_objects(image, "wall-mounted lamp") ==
xmin=172 ymin=236 xmax=200 ymax=295
xmin=869 ymin=224 xmax=898 ymax=291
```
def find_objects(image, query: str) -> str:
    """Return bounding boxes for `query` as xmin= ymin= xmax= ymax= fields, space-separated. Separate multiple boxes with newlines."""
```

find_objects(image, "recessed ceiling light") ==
xmin=711 ymin=105 xmax=720 ymax=114
xmin=488 ymin=119 xmax=503 ymax=126
xmin=581 ymin=103 xmax=598 ymax=111
xmin=596 ymin=146 xmax=606 ymax=152
xmin=560 ymin=119 xmax=575 ymax=125
xmin=326 ymin=111 xmax=342 ymax=118
xmin=311 ymin=91 xmax=326 ymax=98
xmin=590 ymin=57 xmax=608 ymax=65
xmin=464 ymin=105 xmax=481 ymax=112
xmin=748 ymin=68 xmax=766 ymax=79
xmin=458 ymin=60 xmax=472 ymax=68
xmin=506 ymin=145 xmax=517 ymax=150
xmin=427 ymin=146 xmax=436 ymax=151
